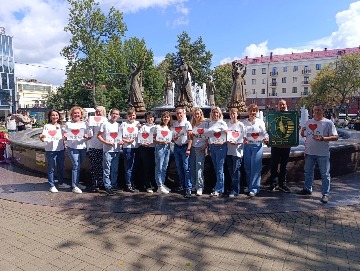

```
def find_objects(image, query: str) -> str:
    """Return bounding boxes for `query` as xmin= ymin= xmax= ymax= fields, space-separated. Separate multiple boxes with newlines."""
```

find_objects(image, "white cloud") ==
xmin=101 ymin=0 xmax=188 ymax=13
xmin=221 ymin=1 xmax=360 ymax=64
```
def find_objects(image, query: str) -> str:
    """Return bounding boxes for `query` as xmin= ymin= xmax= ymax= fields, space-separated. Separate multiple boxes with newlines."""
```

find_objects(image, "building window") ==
xmin=282 ymin=77 xmax=286 ymax=83
xmin=262 ymin=68 xmax=266 ymax=74
xmin=303 ymin=76 xmax=309 ymax=84
xmin=282 ymin=88 xmax=286 ymax=93
xmin=283 ymin=66 xmax=287 ymax=72
xmin=316 ymin=64 xmax=322 ymax=70
xmin=261 ymin=88 xmax=265 ymax=94
xmin=293 ymin=77 xmax=298 ymax=83
xmin=252 ymin=69 xmax=256 ymax=75
xmin=252 ymin=79 xmax=256 ymax=85
xmin=293 ymin=66 xmax=298 ymax=72
xmin=252 ymin=89 xmax=256 ymax=94
xmin=292 ymin=87 xmax=297 ymax=93
xmin=292 ymin=98 xmax=297 ymax=104
xmin=303 ymin=87 xmax=309 ymax=95
xmin=262 ymin=78 xmax=266 ymax=84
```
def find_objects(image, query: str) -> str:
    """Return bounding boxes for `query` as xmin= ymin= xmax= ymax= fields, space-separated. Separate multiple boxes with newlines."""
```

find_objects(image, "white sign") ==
xmin=208 ymin=130 xmax=227 ymax=144
xmin=138 ymin=131 xmax=153 ymax=144
xmin=122 ymin=125 xmax=138 ymax=139
xmin=156 ymin=129 xmax=172 ymax=142
xmin=227 ymin=130 xmax=244 ymax=144
xmin=88 ymin=116 xmax=106 ymax=127
xmin=66 ymin=123 xmax=85 ymax=141
xmin=42 ymin=129 xmax=62 ymax=142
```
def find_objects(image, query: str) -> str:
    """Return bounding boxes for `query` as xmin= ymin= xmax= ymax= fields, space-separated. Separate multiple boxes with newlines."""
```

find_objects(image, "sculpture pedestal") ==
xmin=175 ymin=101 xmax=193 ymax=113
xmin=129 ymin=102 xmax=146 ymax=113
xmin=227 ymin=101 xmax=247 ymax=113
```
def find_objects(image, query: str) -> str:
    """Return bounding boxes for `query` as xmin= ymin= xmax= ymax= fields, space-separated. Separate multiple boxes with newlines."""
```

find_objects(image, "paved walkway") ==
xmin=1 ymin=164 xmax=360 ymax=270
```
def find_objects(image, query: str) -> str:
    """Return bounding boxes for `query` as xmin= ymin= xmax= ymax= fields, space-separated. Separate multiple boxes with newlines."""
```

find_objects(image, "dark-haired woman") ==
xmin=39 ymin=110 xmax=69 ymax=192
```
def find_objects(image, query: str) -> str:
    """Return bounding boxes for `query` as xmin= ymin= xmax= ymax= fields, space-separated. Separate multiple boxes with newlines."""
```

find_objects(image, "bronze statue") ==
xmin=206 ymin=76 xmax=216 ymax=106
xmin=129 ymin=52 xmax=147 ymax=112
xmin=228 ymin=61 xmax=247 ymax=112
xmin=175 ymin=57 xmax=194 ymax=112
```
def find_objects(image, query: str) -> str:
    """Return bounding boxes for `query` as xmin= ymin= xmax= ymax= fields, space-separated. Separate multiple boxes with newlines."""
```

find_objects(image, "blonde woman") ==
xmin=190 ymin=108 xmax=208 ymax=196
xmin=208 ymin=107 xmax=228 ymax=196
xmin=63 ymin=106 xmax=89 ymax=194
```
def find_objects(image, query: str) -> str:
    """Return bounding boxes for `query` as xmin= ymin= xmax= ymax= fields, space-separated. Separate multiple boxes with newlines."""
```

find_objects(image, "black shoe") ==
xmin=278 ymin=185 xmax=291 ymax=193
xmin=112 ymin=187 xmax=123 ymax=192
xmin=184 ymin=190 xmax=192 ymax=198
xmin=175 ymin=186 xmax=185 ymax=192
xmin=105 ymin=189 xmax=116 ymax=196
xmin=297 ymin=188 xmax=312 ymax=195
xmin=268 ymin=185 xmax=277 ymax=192
xmin=321 ymin=195 xmax=329 ymax=203
xmin=126 ymin=186 xmax=139 ymax=193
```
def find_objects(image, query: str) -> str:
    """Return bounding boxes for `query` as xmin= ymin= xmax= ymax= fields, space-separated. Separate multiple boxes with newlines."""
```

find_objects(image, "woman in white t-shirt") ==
xmin=153 ymin=111 xmax=172 ymax=194
xmin=208 ymin=107 xmax=228 ymax=196
xmin=39 ymin=110 xmax=70 ymax=193
xmin=63 ymin=106 xmax=89 ymax=194
xmin=189 ymin=108 xmax=208 ymax=196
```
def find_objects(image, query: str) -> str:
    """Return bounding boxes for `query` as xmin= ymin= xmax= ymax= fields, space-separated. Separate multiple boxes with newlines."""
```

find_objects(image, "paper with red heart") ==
xmin=66 ymin=125 xmax=85 ymax=141
xmin=306 ymin=121 xmax=323 ymax=137
xmin=48 ymin=130 xmax=57 ymax=137
xmin=227 ymin=130 xmax=244 ymax=144
xmin=106 ymin=130 xmax=122 ymax=143
xmin=89 ymin=116 xmax=106 ymax=126
xmin=208 ymin=130 xmax=226 ymax=144
xmin=156 ymin=129 xmax=172 ymax=142
xmin=122 ymin=125 xmax=138 ymax=139
xmin=246 ymin=131 xmax=264 ymax=143
xmin=137 ymin=126 xmax=153 ymax=144
xmin=42 ymin=126 xmax=62 ymax=141
xmin=175 ymin=126 xmax=183 ymax=133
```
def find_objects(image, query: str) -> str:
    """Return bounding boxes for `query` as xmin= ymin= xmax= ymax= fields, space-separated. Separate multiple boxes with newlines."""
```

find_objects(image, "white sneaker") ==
xmin=58 ymin=183 xmax=71 ymax=189
xmin=72 ymin=187 xmax=82 ymax=194
xmin=163 ymin=185 xmax=171 ymax=192
xmin=158 ymin=186 xmax=169 ymax=194
xmin=146 ymin=188 xmax=153 ymax=193
xmin=196 ymin=189 xmax=203 ymax=196
xmin=49 ymin=186 xmax=58 ymax=193
xmin=249 ymin=191 xmax=255 ymax=197
xmin=78 ymin=183 xmax=86 ymax=190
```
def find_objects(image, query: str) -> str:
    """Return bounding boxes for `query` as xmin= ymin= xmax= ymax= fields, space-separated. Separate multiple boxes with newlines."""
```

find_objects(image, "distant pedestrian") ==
xmin=6 ymin=114 xmax=17 ymax=134
xmin=298 ymin=104 xmax=339 ymax=203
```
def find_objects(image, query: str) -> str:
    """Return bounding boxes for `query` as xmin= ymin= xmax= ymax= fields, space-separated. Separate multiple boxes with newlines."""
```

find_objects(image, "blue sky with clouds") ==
xmin=1 ymin=0 xmax=360 ymax=85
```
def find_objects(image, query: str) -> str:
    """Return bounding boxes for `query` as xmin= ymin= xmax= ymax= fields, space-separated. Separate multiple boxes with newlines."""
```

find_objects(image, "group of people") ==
xmin=6 ymin=110 xmax=35 ymax=133
xmin=39 ymin=100 xmax=338 ymax=203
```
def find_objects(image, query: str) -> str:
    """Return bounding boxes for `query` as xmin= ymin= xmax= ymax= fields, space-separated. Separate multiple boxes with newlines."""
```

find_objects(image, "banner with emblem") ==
xmin=266 ymin=111 xmax=299 ymax=147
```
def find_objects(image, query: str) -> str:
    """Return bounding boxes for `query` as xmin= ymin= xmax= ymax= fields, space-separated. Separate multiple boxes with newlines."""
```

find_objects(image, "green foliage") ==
xmin=213 ymin=63 xmax=233 ymax=107
xmin=304 ymin=53 xmax=360 ymax=110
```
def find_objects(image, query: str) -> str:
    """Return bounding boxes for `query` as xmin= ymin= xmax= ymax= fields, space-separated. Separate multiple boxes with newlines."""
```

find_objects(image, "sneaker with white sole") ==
xmin=146 ymin=188 xmax=153 ymax=193
xmin=210 ymin=191 xmax=220 ymax=197
xmin=49 ymin=186 xmax=58 ymax=193
xmin=249 ymin=191 xmax=255 ymax=197
xmin=78 ymin=184 xmax=86 ymax=190
xmin=196 ymin=189 xmax=203 ymax=196
xmin=163 ymin=185 xmax=171 ymax=192
xmin=72 ymin=187 xmax=82 ymax=194
xmin=157 ymin=186 xmax=169 ymax=194
xmin=58 ymin=183 xmax=71 ymax=189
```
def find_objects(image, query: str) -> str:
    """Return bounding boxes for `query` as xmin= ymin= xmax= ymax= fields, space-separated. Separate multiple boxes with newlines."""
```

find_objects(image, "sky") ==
xmin=1 ymin=0 xmax=360 ymax=86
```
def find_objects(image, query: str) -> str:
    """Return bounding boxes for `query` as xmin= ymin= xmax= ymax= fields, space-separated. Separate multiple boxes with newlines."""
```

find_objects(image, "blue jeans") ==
xmin=209 ymin=144 xmax=227 ymax=193
xmin=304 ymin=154 xmax=331 ymax=196
xmin=45 ymin=150 xmax=64 ymax=187
xmin=244 ymin=143 xmax=263 ymax=194
xmin=226 ymin=155 xmax=242 ymax=195
xmin=67 ymin=148 xmax=86 ymax=188
xmin=123 ymin=148 xmax=138 ymax=186
xmin=173 ymin=144 xmax=191 ymax=190
xmin=103 ymin=151 xmax=120 ymax=190
xmin=155 ymin=144 xmax=170 ymax=187
xmin=190 ymin=146 xmax=205 ymax=190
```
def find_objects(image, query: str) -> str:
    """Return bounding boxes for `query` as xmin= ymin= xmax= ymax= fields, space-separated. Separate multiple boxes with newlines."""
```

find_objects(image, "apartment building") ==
xmin=16 ymin=78 xmax=53 ymax=109
xmin=238 ymin=46 xmax=360 ymax=112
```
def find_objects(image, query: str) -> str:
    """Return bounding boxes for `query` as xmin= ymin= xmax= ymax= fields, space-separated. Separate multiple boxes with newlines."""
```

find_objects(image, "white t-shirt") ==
xmin=191 ymin=121 xmax=209 ymax=148
xmin=42 ymin=123 xmax=65 ymax=152
xmin=243 ymin=118 xmax=268 ymax=144
xmin=99 ymin=120 xmax=121 ymax=152
xmin=208 ymin=120 xmax=228 ymax=144
xmin=226 ymin=120 xmax=245 ymax=157
xmin=121 ymin=120 xmax=140 ymax=148
xmin=304 ymin=118 xmax=338 ymax=156
xmin=87 ymin=125 xmax=103 ymax=149
xmin=6 ymin=117 xmax=16 ymax=130
xmin=64 ymin=121 xmax=88 ymax=149
xmin=172 ymin=119 xmax=192 ymax=146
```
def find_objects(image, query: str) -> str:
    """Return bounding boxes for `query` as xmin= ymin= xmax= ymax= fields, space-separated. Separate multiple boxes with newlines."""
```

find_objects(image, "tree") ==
xmin=213 ymin=63 xmax=233 ymax=107
xmin=61 ymin=0 xmax=127 ymax=107
xmin=302 ymin=53 xmax=360 ymax=112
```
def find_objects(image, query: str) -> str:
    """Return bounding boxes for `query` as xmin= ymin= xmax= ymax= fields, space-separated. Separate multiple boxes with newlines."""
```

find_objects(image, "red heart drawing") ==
xmin=127 ymin=127 xmax=134 ymax=133
xmin=214 ymin=132 xmax=221 ymax=138
xmin=110 ymin=132 xmax=118 ymax=139
xmin=161 ymin=131 xmax=168 ymax=137
xmin=251 ymin=133 xmax=259 ymax=139
xmin=94 ymin=116 xmax=102 ymax=122
xmin=71 ymin=129 xmax=80 ymax=136
xmin=197 ymin=128 xmax=204 ymax=134
xmin=175 ymin=127 xmax=182 ymax=133
xmin=232 ymin=131 xmax=240 ymax=138
xmin=142 ymin=133 xmax=149 ymax=139
xmin=48 ymin=130 xmax=57 ymax=137
xmin=309 ymin=124 xmax=318 ymax=131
